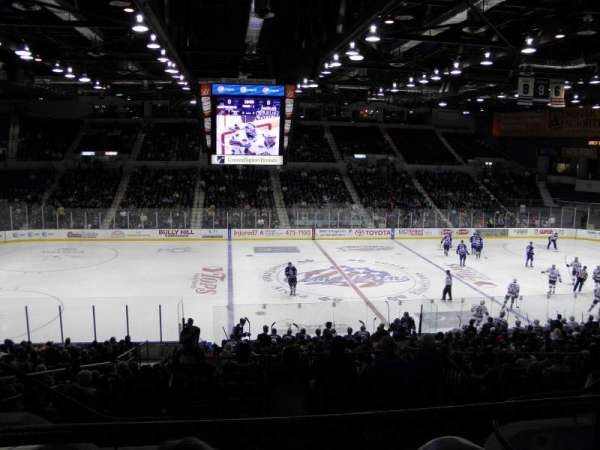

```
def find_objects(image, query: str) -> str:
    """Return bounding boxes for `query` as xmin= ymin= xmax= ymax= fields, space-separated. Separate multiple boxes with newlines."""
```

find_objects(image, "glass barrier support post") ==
xmin=59 ymin=305 xmax=64 ymax=344
xmin=125 ymin=304 xmax=130 ymax=337
xmin=25 ymin=305 xmax=31 ymax=342
xmin=92 ymin=305 xmax=97 ymax=342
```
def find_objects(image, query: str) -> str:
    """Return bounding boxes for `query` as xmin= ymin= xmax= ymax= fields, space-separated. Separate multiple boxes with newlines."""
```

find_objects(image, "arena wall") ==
xmin=0 ymin=227 xmax=597 ymax=243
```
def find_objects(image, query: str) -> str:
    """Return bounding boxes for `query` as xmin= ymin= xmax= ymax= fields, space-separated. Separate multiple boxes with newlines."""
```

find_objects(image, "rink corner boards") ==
xmin=0 ymin=227 xmax=600 ymax=244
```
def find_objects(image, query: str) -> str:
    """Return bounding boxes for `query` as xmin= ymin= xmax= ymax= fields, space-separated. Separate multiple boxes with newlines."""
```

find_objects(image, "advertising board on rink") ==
xmin=232 ymin=228 xmax=313 ymax=240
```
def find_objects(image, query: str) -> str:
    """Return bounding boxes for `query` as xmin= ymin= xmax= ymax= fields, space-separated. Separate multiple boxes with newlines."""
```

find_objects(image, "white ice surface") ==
xmin=0 ymin=237 xmax=598 ymax=343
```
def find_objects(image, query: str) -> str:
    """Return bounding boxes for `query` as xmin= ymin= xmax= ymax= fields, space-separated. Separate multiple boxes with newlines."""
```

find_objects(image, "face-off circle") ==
xmin=263 ymin=258 xmax=430 ymax=302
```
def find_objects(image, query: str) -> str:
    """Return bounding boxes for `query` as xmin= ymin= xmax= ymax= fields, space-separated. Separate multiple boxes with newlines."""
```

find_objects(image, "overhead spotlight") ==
xmin=365 ymin=24 xmax=380 ymax=42
xmin=497 ymin=92 xmax=506 ymax=99
xmin=189 ymin=99 xmax=197 ymax=105
xmin=462 ymin=110 xmax=470 ymax=115
xmin=430 ymin=68 xmax=441 ymax=81
xmin=349 ymin=52 xmax=364 ymax=61
xmin=406 ymin=76 xmax=415 ymax=88
xmin=476 ymin=97 xmax=484 ymax=102
xmin=480 ymin=51 xmax=493 ymax=66
xmin=450 ymin=61 xmax=462 ymax=75
xmin=19 ymin=54 xmax=33 ymax=61
xmin=384 ymin=19 xmax=394 ymax=24
xmin=345 ymin=41 xmax=359 ymax=56
xmin=177 ymin=75 xmax=186 ymax=85
xmin=564 ymin=80 xmax=572 ymax=90
xmin=123 ymin=7 xmax=134 ymax=13
xmin=295 ymin=87 xmax=303 ymax=94
xmin=165 ymin=61 xmax=179 ymax=74
xmin=132 ymin=14 xmax=149 ymax=33
xmin=576 ymin=15 xmax=596 ymax=36
xmin=590 ymin=75 xmax=600 ymax=85
xmin=554 ymin=31 xmax=566 ymax=39
xmin=418 ymin=74 xmax=429 ymax=84
xmin=390 ymin=82 xmax=399 ymax=93
xmin=438 ymin=101 xmax=447 ymax=107
xmin=330 ymin=53 xmax=341 ymax=68
xmin=571 ymin=94 xmax=580 ymax=104
xmin=520 ymin=37 xmax=536 ymax=54
xmin=147 ymin=33 xmax=160 ymax=49
xmin=14 ymin=44 xmax=31 ymax=57
xmin=577 ymin=79 xmax=585 ymax=85
xmin=33 ymin=55 xmax=42 ymax=62
xmin=321 ymin=63 xmax=332 ymax=75
xmin=64 ymin=66 xmax=76 ymax=79
xmin=157 ymin=49 xmax=169 ymax=63
xmin=182 ymin=85 xmax=191 ymax=91
xmin=78 ymin=73 xmax=91 ymax=83
xmin=52 ymin=62 xmax=63 ymax=73
xmin=93 ymin=80 xmax=104 ymax=90
xmin=592 ymin=104 xmax=600 ymax=110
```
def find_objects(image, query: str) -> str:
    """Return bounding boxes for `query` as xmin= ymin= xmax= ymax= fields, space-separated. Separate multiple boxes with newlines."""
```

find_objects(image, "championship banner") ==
xmin=517 ymin=77 xmax=534 ymax=105
xmin=533 ymin=78 xmax=549 ymax=102
xmin=549 ymin=80 xmax=565 ymax=108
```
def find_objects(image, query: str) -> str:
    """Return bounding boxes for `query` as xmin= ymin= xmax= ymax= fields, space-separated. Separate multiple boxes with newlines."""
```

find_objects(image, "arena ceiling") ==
xmin=0 ymin=0 xmax=599 ymax=109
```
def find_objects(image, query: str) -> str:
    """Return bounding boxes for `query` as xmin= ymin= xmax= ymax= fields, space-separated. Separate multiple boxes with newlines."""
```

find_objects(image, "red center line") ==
xmin=313 ymin=241 xmax=387 ymax=324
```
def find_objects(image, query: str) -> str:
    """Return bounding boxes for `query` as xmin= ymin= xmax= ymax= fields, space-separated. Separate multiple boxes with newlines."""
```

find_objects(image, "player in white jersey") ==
xmin=573 ymin=266 xmax=588 ymax=298
xmin=471 ymin=300 xmax=489 ymax=326
xmin=566 ymin=257 xmax=582 ymax=285
xmin=541 ymin=264 xmax=562 ymax=297
xmin=593 ymin=265 xmax=600 ymax=285
xmin=588 ymin=285 xmax=600 ymax=313
xmin=503 ymin=279 xmax=521 ymax=309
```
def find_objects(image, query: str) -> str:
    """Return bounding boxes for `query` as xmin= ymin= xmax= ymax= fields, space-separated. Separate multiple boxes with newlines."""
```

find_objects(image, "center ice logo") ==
xmin=301 ymin=265 xmax=408 ymax=288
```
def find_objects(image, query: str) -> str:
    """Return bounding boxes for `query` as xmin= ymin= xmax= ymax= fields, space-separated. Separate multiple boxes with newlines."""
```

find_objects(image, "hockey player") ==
xmin=504 ymin=278 xmax=521 ymax=310
xmin=573 ymin=266 xmax=588 ymax=296
xmin=441 ymin=233 xmax=452 ymax=257
xmin=566 ymin=257 xmax=582 ymax=285
xmin=547 ymin=232 xmax=559 ymax=250
xmin=470 ymin=232 xmax=483 ymax=259
xmin=285 ymin=262 xmax=298 ymax=296
xmin=525 ymin=242 xmax=535 ymax=267
xmin=541 ymin=264 xmax=562 ymax=297
xmin=594 ymin=265 xmax=600 ymax=285
xmin=588 ymin=284 xmax=600 ymax=313
xmin=471 ymin=300 xmax=489 ymax=326
xmin=456 ymin=240 xmax=469 ymax=267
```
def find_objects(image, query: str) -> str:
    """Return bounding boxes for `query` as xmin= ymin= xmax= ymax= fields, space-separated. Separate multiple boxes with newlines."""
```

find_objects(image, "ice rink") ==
xmin=1 ymin=236 xmax=599 ymax=343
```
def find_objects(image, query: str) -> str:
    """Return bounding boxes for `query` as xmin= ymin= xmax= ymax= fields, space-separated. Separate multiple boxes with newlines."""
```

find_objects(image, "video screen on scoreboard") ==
xmin=211 ymin=84 xmax=284 ymax=165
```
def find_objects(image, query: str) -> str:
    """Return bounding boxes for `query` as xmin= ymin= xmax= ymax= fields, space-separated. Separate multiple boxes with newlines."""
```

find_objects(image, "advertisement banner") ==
xmin=493 ymin=108 xmax=600 ymax=137
xmin=232 ymin=229 xmax=312 ymax=240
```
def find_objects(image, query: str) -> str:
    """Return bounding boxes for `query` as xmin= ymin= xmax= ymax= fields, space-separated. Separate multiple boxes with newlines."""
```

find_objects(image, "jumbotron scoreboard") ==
xmin=200 ymin=83 xmax=295 ymax=165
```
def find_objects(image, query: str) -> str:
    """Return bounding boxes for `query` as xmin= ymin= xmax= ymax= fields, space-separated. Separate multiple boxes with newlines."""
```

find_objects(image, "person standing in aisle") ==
xmin=442 ymin=270 xmax=453 ymax=301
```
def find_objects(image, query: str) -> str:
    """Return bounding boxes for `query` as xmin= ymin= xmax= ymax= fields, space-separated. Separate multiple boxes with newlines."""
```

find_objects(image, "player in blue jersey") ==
xmin=470 ymin=232 xmax=483 ymax=259
xmin=441 ymin=233 xmax=452 ymax=257
xmin=525 ymin=242 xmax=535 ymax=267
xmin=456 ymin=240 xmax=469 ymax=267
xmin=285 ymin=262 xmax=297 ymax=296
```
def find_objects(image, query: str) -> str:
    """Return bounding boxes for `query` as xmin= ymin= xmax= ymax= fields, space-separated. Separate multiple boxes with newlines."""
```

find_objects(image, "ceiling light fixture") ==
xmin=93 ymin=80 xmax=104 ymax=90
xmin=592 ymin=104 xmax=600 ymax=110
xmin=450 ymin=61 xmax=462 ymax=75
xmin=384 ymin=18 xmax=394 ymax=24
xmin=157 ymin=49 xmax=169 ymax=63
xmin=321 ymin=63 xmax=332 ymax=75
xmin=571 ymin=94 xmax=580 ymax=104
xmin=33 ymin=55 xmax=42 ymax=62
xmin=520 ymin=37 xmax=536 ymax=54
xmin=19 ymin=54 xmax=33 ymax=61
xmin=177 ymin=75 xmax=186 ymax=85
xmin=132 ymin=14 xmax=148 ymax=33
xmin=165 ymin=61 xmax=179 ymax=74
xmin=406 ymin=76 xmax=415 ymax=88
xmin=345 ymin=41 xmax=358 ymax=56
xmin=64 ymin=66 xmax=76 ymax=79
xmin=377 ymin=87 xmax=384 ymax=97
xmin=589 ymin=75 xmax=600 ymax=85
xmin=78 ymin=73 xmax=91 ymax=83
xmin=564 ymin=80 xmax=572 ymax=90
xmin=146 ymin=33 xmax=160 ymax=49
xmin=430 ymin=68 xmax=441 ymax=81
xmin=123 ymin=7 xmax=134 ymax=13
xmin=418 ymin=74 xmax=429 ymax=84
xmin=480 ymin=51 xmax=493 ymax=66
xmin=14 ymin=44 xmax=31 ymax=57
xmin=497 ymin=93 xmax=506 ymax=99
xmin=330 ymin=53 xmax=341 ymax=68
xmin=438 ymin=101 xmax=447 ymax=107
xmin=554 ymin=31 xmax=566 ymax=39
xmin=52 ymin=62 xmax=63 ymax=73
xmin=390 ymin=82 xmax=399 ymax=93
xmin=476 ymin=97 xmax=484 ymax=102
xmin=462 ymin=111 xmax=470 ymax=115
xmin=365 ymin=24 xmax=381 ymax=42
xmin=349 ymin=52 xmax=364 ymax=61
